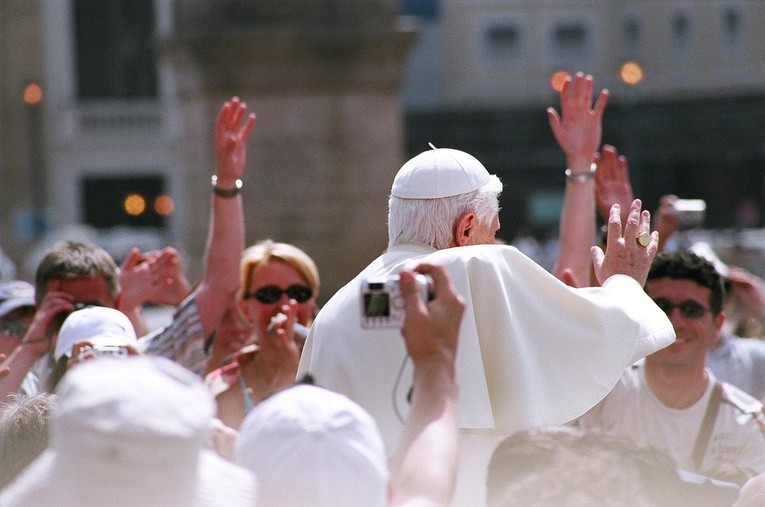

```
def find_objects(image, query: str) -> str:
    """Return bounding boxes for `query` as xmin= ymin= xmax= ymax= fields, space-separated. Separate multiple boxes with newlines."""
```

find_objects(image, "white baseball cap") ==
xmin=391 ymin=146 xmax=492 ymax=199
xmin=0 ymin=281 xmax=35 ymax=318
xmin=54 ymin=306 xmax=137 ymax=362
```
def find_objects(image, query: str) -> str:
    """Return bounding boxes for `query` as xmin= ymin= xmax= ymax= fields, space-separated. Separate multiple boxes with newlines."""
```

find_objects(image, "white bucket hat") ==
xmin=53 ymin=306 xmax=138 ymax=362
xmin=235 ymin=384 xmax=388 ymax=507
xmin=0 ymin=356 xmax=258 ymax=506
xmin=391 ymin=146 xmax=492 ymax=199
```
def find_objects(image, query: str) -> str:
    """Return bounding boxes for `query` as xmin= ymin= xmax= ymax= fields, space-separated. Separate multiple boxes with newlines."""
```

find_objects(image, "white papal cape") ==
xmin=297 ymin=243 xmax=675 ymax=505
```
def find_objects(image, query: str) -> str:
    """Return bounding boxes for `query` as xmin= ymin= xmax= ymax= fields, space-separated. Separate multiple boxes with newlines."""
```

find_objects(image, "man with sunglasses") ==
xmin=576 ymin=249 xmax=765 ymax=486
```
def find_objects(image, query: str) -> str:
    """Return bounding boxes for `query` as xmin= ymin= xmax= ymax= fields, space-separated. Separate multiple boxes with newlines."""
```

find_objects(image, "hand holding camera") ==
xmin=398 ymin=263 xmax=465 ymax=376
xmin=19 ymin=289 xmax=79 ymax=358
xmin=361 ymin=274 xmax=432 ymax=329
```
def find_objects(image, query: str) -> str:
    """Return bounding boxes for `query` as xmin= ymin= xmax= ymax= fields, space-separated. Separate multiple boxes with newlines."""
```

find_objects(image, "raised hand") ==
xmin=592 ymin=199 xmax=658 ymax=287
xmin=21 ymin=287 xmax=75 ymax=358
xmin=119 ymin=247 xmax=191 ymax=309
xmin=547 ymin=72 xmax=609 ymax=170
xmin=214 ymin=97 xmax=256 ymax=185
xmin=654 ymin=194 xmax=679 ymax=252
xmin=726 ymin=266 xmax=765 ymax=324
xmin=143 ymin=247 xmax=191 ymax=306
xmin=595 ymin=145 xmax=633 ymax=225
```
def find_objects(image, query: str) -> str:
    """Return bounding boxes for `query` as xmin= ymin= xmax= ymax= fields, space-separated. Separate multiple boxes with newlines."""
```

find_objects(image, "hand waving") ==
xmin=214 ymin=97 xmax=257 ymax=184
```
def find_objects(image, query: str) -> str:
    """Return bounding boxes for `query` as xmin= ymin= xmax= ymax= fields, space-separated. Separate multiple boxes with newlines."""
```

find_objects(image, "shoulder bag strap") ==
xmin=692 ymin=380 xmax=724 ymax=470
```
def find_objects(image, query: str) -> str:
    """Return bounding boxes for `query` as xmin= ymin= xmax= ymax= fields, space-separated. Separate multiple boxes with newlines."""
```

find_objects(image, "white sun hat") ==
xmin=391 ymin=146 xmax=492 ymax=199
xmin=0 ymin=356 xmax=258 ymax=507
xmin=235 ymin=384 xmax=388 ymax=507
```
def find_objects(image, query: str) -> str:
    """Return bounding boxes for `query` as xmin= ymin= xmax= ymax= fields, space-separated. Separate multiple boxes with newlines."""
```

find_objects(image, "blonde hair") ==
xmin=239 ymin=240 xmax=320 ymax=300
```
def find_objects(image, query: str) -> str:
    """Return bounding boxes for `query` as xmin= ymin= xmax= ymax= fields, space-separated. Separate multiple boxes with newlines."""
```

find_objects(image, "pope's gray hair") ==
xmin=387 ymin=174 xmax=502 ymax=249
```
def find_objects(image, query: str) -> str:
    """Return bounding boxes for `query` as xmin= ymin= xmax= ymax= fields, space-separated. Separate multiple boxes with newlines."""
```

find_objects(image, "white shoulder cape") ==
xmin=298 ymin=244 xmax=675 ymax=450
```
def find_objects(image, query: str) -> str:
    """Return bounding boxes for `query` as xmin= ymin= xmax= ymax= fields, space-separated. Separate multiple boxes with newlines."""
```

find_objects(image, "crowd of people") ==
xmin=1 ymin=73 xmax=764 ymax=506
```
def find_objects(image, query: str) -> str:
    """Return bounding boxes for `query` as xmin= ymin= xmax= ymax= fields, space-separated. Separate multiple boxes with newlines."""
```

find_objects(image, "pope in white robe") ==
xmin=297 ymin=147 xmax=676 ymax=506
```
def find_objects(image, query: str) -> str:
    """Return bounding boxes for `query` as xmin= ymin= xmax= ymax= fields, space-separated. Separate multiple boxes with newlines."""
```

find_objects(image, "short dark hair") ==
xmin=34 ymin=241 xmax=119 ymax=305
xmin=647 ymin=249 xmax=725 ymax=315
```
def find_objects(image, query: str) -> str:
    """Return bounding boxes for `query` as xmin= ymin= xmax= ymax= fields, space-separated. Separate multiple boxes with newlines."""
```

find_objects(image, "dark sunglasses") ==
xmin=653 ymin=298 xmax=710 ymax=319
xmin=72 ymin=301 xmax=103 ymax=311
xmin=0 ymin=318 xmax=29 ymax=337
xmin=244 ymin=284 xmax=313 ymax=304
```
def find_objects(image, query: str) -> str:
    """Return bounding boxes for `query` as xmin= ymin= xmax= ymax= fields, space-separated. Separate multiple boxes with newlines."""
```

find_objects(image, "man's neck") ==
xmin=643 ymin=361 xmax=709 ymax=409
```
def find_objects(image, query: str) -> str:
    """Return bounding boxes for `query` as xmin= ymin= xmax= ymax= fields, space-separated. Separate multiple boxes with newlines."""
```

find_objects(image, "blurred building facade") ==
xmin=0 ymin=0 xmax=415 ymax=298
xmin=1 ymin=0 xmax=763 ymax=295
xmin=401 ymin=0 xmax=765 ymax=244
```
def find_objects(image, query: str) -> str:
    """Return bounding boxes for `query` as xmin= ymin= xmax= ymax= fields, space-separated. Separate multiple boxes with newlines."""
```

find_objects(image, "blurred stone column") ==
xmin=160 ymin=0 xmax=418 ymax=299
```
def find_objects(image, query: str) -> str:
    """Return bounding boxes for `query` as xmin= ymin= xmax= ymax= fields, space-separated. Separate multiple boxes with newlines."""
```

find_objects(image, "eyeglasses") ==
xmin=244 ymin=285 xmax=313 ymax=304
xmin=0 ymin=318 xmax=29 ymax=337
xmin=653 ymin=298 xmax=710 ymax=319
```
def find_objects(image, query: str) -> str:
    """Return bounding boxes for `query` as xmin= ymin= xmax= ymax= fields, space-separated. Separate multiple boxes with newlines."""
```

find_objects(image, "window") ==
xmin=623 ymin=17 xmax=642 ymax=56
xmin=670 ymin=11 xmax=691 ymax=53
xmin=82 ymin=174 xmax=167 ymax=229
xmin=484 ymin=23 xmax=524 ymax=64
xmin=401 ymin=0 xmax=438 ymax=20
xmin=553 ymin=23 xmax=589 ymax=59
xmin=721 ymin=6 xmax=742 ymax=49
xmin=74 ymin=0 xmax=158 ymax=99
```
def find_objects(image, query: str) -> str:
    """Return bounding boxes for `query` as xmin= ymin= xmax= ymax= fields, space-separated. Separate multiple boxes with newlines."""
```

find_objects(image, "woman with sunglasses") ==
xmin=208 ymin=239 xmax=320 ymax=430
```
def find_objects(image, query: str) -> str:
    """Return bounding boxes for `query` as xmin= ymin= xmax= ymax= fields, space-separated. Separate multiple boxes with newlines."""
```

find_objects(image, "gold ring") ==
xmin=636 ymin=232 xmax=650 ymax=247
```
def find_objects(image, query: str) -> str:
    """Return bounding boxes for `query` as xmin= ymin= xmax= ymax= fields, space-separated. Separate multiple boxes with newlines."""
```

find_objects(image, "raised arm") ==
xmin=389 ymin=263 xmax=464 ymax=507
xmin=196 ymin=98 xmax=256 ymax=338
xmin=0 ymin=288 xmax=73 ymax=400
xmin=726 ymin=266 xmax=765 ymax=330
xmin=653 ymin=194 xmax=679 ymax=253
xmin=548 ymin=72 xmax=609 ymax=285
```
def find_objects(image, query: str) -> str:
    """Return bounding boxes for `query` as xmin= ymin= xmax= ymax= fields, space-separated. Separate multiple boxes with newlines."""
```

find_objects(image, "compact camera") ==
xmin=77 ymin=343 xmax=130 ymax=363
xmin=360 ymin=274 xmax=431 ymax=329
xmin=673 ymin=199 xmax=706 ymax=229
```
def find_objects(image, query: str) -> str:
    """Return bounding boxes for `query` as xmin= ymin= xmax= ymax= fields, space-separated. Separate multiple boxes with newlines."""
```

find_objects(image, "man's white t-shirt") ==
xmin=577 ymin=362 xmax=765 ymax=475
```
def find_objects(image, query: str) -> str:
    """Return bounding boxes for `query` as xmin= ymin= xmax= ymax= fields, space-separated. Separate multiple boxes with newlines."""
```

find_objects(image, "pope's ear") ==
xmin=452 ymin=212 xmax=477 ymax=247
